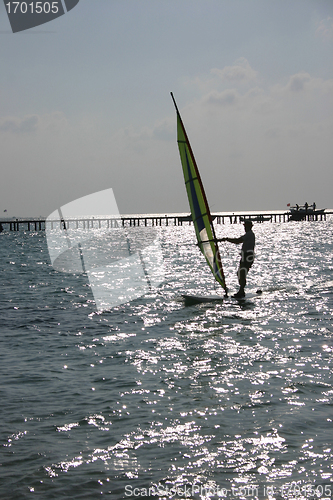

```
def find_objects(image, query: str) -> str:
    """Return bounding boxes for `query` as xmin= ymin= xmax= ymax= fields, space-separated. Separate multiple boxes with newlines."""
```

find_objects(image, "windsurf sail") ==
xmin=171 ymin=92 xmax=227 ymax=293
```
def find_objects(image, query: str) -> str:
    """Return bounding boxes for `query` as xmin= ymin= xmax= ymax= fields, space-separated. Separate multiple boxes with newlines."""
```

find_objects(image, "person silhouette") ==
xmin=219 ymin=220 xmax=255 ymax=298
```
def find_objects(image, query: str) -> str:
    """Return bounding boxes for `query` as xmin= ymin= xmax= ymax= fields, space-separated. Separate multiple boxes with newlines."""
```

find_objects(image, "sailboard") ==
xmin=171 ymin=93 xmax=228 ymax=300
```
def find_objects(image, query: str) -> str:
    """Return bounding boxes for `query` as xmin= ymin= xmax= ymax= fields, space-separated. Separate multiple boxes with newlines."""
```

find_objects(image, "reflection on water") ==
xmin=1 ymin=220 xmax=333 ymax=498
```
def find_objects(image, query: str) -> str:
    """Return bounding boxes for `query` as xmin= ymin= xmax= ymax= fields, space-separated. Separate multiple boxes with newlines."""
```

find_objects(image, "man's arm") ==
xmin=218 ymin=236 xmax=243 ymax=244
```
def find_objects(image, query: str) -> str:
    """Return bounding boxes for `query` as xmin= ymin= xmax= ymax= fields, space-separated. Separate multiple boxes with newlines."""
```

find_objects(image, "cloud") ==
xmin=192 ymin=58 xmax=258 ymax=92
xmin=204 ymin=89 xmax=238 ymax=106
xmin=1 ymin=68 xmax=332 ymax=215
xmin=174 ymin=67 xmax=333 ymax=211
xmin=0 ymin=112 xmax=68 ymax=135
xmin=316 ymin=17 xmax=333 ymax=40
xmin=211 ymin=58 xmax=258 ymax=83
xmin=0 ymin=115 xmax=38 ymax=134
xmin=152 ymin=118 xmax=174 ymax=141
xmin=112 ymin=116 xmax=175 ymax=155
xmin=288 ymin=72 xmax=311 ymax=92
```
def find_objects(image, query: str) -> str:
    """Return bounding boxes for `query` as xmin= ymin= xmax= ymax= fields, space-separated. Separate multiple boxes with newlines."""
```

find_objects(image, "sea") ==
xmin=1 ymin=215 xmax=332 ymax=500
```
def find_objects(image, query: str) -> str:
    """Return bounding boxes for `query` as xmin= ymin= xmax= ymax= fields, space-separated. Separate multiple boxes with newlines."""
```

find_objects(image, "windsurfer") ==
xmin=219 ymin=220 xmax=255 ymax=298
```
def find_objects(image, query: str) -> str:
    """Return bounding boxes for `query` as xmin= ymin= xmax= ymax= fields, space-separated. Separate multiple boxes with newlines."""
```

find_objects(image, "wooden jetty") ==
xmin=0 ymin=210 xmax=330 ymax=232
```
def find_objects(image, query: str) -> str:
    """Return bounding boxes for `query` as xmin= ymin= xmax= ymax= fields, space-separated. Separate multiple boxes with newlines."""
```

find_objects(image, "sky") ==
xmin=0 ymin=0 xmax=332 ymax=217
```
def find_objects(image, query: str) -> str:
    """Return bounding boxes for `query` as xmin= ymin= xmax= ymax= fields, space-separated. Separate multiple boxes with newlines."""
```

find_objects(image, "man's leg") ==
xmin=234 ymin=263 xmax=247 ymax=297
xmin=239 ymin=265 xmax=247 ymax=289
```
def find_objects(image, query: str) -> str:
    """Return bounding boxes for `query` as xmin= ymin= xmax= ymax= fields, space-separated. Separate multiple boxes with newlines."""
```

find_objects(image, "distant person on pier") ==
xmin=313 ymin=202 xmax=316 ymax=211
xmin=305 ymin=202 xmax=308 ymax=213
xmin=219 ymin=220 xmax=255 ymax=298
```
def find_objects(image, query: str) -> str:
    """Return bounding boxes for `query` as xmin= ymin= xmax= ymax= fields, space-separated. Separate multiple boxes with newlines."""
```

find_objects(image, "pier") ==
xmin=0 ymin=210 xmax=330 ymax=232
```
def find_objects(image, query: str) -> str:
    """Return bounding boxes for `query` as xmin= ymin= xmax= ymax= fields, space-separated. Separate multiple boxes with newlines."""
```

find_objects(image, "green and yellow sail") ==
xmin=171 ymin=93 xmax=227 ymax=292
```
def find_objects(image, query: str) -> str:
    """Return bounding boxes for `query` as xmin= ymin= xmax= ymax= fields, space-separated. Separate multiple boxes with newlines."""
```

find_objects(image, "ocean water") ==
xmin=1 ymin=218 xmax=332 ymax=500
